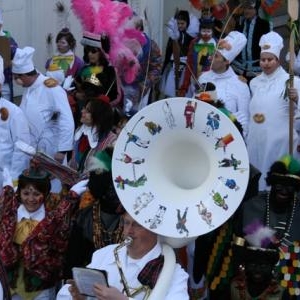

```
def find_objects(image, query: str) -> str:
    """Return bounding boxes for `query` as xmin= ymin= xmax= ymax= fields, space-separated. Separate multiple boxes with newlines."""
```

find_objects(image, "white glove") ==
xmin=167 ymin=17 xmax=179 ymax=40
xmin=70 ymin=179 xmax=89 ymax=195
xmin=15 ymin=140 xmax=36 ymax=155
xmin=62 ymin=75 xmax=74 ymax=91
xmin=2 ymin=167 xmax=13 ymax=188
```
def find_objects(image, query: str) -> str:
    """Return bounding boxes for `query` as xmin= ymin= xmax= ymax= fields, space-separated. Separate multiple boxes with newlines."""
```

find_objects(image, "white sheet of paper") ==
xmin=72 ymin=267 xmax=108 ymax=297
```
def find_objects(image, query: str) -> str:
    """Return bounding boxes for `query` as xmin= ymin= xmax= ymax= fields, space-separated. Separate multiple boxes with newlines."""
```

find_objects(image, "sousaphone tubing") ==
xmin=112 ymin=97 xmax=249 ymax=245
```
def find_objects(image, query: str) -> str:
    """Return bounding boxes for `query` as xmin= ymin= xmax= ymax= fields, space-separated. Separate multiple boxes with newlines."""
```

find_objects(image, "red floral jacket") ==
xmin=0 ymin=186 xmax=79 ymax=292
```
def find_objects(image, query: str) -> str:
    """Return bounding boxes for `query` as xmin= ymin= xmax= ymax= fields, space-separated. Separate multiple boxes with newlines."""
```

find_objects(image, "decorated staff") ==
xmin=288 ymin=0 xmax=299 ymax=154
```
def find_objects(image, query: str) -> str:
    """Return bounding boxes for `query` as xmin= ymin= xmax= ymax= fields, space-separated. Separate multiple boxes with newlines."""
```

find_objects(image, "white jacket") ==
xmin=0 ymin=97 xmax=31 ymax=186
xmin=19 ymin=74 xmax=74 ymax=157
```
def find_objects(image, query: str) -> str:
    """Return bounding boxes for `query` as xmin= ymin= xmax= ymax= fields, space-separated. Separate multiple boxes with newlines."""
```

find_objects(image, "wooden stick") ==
xmin=288 ymin=0 xmax=299 ymax=154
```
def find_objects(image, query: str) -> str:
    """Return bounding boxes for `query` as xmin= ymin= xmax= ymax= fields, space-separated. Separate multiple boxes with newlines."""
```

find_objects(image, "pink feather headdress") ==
xmin=71 ymin=0 xmax=146 ymax=83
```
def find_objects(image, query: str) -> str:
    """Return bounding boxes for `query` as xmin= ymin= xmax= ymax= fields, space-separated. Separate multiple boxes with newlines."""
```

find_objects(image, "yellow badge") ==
xmin=253 ymin=113 xmax=265 ymax=123
xmin=262 ymin=44 xmax=271 ymax=50
xmin=44 ymin=78 xmax=58 ymax=88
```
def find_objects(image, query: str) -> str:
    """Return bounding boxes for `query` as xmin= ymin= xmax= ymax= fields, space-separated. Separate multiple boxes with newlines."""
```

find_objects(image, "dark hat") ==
xmin=19 ymin=166 xmax=49 ymax=181
xmin=195 ymin=82 xmax=218 ymax=103
xmin=232 ymin=220 xmax=279 ymax=268
xmin=200 ymin=18 xmax=214 ymax=29
xmin=18 ymin=165 xmax=51 ymax=196
xmin=265 ymin=155 xmax=300 ymax=188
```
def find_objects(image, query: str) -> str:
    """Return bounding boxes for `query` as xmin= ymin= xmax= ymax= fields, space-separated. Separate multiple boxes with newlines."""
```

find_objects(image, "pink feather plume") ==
xmin=71 ymin=0 xmax=95 ymax=32
xmin=72 ymin=0 xmax=146 ymax=83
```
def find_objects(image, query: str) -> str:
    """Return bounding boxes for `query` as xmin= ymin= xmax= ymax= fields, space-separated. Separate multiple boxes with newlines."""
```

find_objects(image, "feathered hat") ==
xmin=265 ymin=154 xmax=300 ymax=189
xmin=71 ymin=0 xmax=146 ymax=83
xmin=233 ymin=220 xmax=279 ymax=267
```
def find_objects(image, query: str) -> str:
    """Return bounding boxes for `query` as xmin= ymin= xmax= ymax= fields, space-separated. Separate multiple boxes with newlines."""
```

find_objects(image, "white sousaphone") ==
xmin=112 ymin=97 xmax=249 ymax=299
xmin=112 ymin=97 xmax=249 ymax=246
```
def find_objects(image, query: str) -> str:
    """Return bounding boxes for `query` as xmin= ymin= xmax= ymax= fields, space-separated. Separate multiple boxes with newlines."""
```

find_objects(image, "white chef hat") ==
xmin=12 ymin=47 xmax=35 ymax=74
xmin=259 ymin=31 xmax=283 ymax=59
xmin=217 ymin=31 xmax=247 ymax=63
xmin=0 ymin=55 xmax=4 ymax=85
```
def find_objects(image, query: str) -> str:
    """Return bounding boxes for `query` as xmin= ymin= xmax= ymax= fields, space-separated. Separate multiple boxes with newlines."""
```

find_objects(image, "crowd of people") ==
xmin=0 ymin=0 xmax=299 ymax=299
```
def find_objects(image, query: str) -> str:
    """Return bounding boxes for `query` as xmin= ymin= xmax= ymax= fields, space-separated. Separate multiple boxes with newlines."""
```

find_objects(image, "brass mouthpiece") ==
xmin=123 ymin=236 xmax=133 ymax=246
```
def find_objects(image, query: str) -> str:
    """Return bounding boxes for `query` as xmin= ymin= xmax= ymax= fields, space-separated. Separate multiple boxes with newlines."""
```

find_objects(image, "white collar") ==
xmin=209 ymin=66 xmax=236 ymax=79
xmin=261 ymin=65 xmax=283 ymax=80
xmin=198 ymin=38 xmax=216 ymax=45
xmin=17 ymin=203 xmax=45 ymax=222
xmin=53 ymin=50 xmax=74 ymax=57
xmin=74 ymin=124 xmax=99 ymax=148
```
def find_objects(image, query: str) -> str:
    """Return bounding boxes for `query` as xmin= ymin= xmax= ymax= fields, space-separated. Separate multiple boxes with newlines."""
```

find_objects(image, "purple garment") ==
xmin=45 ymin=54 xmax=84 ymax=78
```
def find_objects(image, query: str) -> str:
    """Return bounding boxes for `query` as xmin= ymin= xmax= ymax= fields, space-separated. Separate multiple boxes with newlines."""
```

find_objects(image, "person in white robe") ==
xmin=246 ymin=31 xmax=300 ymax=191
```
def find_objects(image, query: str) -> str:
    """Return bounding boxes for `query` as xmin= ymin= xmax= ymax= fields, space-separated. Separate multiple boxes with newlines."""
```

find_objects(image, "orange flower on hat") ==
xmin=218 ymin=39 xmax=232 ymax=51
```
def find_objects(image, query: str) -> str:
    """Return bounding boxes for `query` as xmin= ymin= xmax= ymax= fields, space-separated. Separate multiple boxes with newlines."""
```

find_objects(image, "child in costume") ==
xmin=0 ymin=166 xmax=88 ymax=299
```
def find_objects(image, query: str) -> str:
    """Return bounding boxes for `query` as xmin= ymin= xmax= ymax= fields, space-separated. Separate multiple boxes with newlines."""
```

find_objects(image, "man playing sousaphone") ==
xmin=57 ymin=211 xmax=189 ymax=299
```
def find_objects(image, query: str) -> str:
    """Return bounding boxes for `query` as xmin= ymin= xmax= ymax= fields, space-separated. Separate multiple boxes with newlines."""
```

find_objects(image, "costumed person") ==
xmin=72 ymin=40 xmax=121 ymax=126
xmin=160 ymin=9 xmax=199 ymax=97
xmin=198 ymin=31 xmax=250 ymax=138
xmin=63 ymin=149 xmax=124 ymax=279
xmin=237 ymin=155 xmax=300 ymax=299
xmin=70 ymin=95 xmax=117 ymax=174
xmin=0 ymin=54 xmax=31 ymax=192
xmin=71 ymin=0 xmax=147 ymax=121
xmin=12 ymin=46 xmax=75 ymax=192
xmin=122 ymin=14 xmax=162 ymax=117
xmin=198 ymin=5 xmax=225 ymax=40
xmin=0 ymin=165 xmax=88 ymax=300
xmin=57 ymin=211 xmax=189 ymax=299
xmin=232 ymin=0 xmax=271 ymax=83
xmin=178 ymin=18 xmax=217 ymax=98
xmin=45 ymin=27 xmax=84 ymax=87
xmin=231 ymin=224 xmax=283 ymax=300
xmin=0 ymin=8 xmax=18 ymax=102
xmin=246 ymin=31 xmax=300 ymax=191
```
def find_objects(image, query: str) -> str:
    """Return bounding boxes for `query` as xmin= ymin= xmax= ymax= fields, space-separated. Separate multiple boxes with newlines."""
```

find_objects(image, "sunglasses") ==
xmin=85 ymin=46 xmax=100 ymax=54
